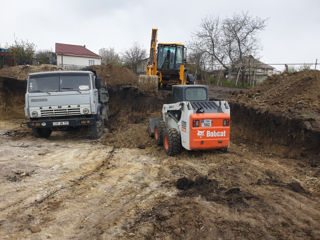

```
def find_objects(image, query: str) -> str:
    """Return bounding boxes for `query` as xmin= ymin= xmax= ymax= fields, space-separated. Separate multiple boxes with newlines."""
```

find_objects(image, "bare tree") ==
xmin=99 ymin=47 xmax=121 ymax=65
xmin=9 ymin=38 xmax=36 ymax=65
xmin=187 ymin=48 xmax=207 ymax=72
xmin=223 ymin=13 xmax=266 ymax=65
xmin=191 ymin=12 xmax=266 ymax=84
xmin=122 ymin=42 xmax=146 ymax=73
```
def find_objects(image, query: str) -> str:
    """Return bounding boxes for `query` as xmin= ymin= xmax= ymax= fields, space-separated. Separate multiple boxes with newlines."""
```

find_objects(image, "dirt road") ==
xmin=0 ymin=117 xmax=319 ymax=240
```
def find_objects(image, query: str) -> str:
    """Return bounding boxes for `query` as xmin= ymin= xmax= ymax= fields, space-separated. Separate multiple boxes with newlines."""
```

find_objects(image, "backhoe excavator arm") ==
xmin=147 ymin=28 xmax=158 ymax=75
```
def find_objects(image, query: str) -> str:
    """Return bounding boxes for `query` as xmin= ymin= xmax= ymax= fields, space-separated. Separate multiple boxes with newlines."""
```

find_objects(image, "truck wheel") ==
xmin=32 ymin=128 xmax=52 ymax=138
xmin=163 ymin=128 xmax=181 ymax=156
xmin=89 ymin=120 xmax=104 ymax=139
xmin=154 ymin=120 xmax=165 ymax=146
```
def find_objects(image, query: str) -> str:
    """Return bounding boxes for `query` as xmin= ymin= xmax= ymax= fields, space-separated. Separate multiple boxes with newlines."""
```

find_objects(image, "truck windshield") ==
xmin=185 ymin=88 xmax=207 ymax=101
xmin=29 ymin=75 xmax=60 ymax=93
xmin=60 ymin=74 xmax=91 ymax=91
xmin=28 ymin=74 xmax=91 ymax=93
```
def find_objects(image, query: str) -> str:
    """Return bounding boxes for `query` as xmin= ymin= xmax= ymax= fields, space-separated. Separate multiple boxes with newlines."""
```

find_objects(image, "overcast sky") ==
xmin=1 ymin=0 xmax=320 ymax=66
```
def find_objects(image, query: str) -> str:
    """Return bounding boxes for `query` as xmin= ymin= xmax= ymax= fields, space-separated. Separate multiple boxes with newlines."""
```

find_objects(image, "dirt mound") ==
xmin=236 ymin=70 xmax=320 ymax=121
xmin=0 ymin=64 xmax=62 ymax=81
xmin=88 ymin=65 xmax=138 ymax=89
xmin=177 ymin=176 xmax=258 ymax=208
xmin=231 ymin=70 xmax=320 ymax=158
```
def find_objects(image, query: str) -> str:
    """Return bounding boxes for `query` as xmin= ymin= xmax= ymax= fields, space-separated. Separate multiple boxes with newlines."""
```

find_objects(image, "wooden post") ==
xmin=315 ymin=59 xmax=318 ymax=70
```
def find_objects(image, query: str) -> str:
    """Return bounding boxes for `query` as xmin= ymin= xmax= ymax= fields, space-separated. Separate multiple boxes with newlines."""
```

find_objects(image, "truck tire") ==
xmin=32 ymin=128 xmax=52 ymax=138
xmin=89 ymin=120 xmax=104 ymax=139
xmin=163 ymin=128 xmax=181 ymax=156
xmin=102 ymin=105 xmax=109 ymax=126
xmin=154 ymin=120 xmax=165 ymax=146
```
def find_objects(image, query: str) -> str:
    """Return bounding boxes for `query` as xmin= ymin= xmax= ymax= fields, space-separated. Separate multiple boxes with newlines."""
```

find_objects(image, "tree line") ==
xmin=3 ymin=12 xmax=267 ymax=86
xmin=2 ymin=38 xmax=146 ymax=73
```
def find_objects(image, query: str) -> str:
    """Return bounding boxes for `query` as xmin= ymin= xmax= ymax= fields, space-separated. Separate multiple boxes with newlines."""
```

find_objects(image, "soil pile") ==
xmin=0 ymin=64 xmax=62 ymax=81
xmin=87 ymin=65 xmax=138 ymax=89
xmin=231 ymin=70 xmax=320 ymax=158
xmin=236 ymin=70 xmax=320 ymax=121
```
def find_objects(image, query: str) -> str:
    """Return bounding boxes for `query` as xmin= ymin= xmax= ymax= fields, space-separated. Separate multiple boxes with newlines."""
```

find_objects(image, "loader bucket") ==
xmin=138 ymin=75 xmax=158 ymax=94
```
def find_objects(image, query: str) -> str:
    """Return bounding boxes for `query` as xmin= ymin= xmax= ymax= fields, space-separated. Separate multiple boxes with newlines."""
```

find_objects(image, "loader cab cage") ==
xmin=172 ymin=85 xmax=209 ymax=103
xmin=157 ymin=44 xmax=184 ymax=71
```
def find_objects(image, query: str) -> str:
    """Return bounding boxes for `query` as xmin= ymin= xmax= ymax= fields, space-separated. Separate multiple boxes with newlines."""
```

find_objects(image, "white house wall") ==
xmin=57 ymin=55 xmax=101 ymax=68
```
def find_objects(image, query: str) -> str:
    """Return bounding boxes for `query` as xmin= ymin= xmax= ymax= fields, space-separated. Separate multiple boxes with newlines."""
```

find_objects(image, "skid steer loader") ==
xmin=148 ymin=85 xmax=230 ymax=156
xmin=138 ymin=29 xmax=195 ymax=94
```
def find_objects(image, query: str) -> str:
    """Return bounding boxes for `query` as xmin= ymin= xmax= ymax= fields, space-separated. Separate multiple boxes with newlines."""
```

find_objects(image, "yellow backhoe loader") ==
xmin=138 ymin=29 xmax=195 ymax=94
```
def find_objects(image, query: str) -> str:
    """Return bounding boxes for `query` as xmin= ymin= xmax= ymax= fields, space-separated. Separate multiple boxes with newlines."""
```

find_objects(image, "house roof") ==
xmin=55 ymin=43 xmax=101 ymax=59
xmin=233 ymin=55 xmax=274 ymax=70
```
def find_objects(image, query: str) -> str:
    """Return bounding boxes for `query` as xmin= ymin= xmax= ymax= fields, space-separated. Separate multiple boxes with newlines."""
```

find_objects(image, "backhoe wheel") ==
xmin=88 ymin=119 xmax=104 ymax=139
xmin=163 ymin=128 xmax=181 ymax=156
xmin=154 ymin=120 xmax=165 ymax=146
xmin=32 ymin=128 xmax=52 ymax=138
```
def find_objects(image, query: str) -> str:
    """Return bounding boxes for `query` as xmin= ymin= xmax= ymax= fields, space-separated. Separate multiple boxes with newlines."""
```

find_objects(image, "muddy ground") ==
xmin=0 ymin=85 xmax=319 ymax=240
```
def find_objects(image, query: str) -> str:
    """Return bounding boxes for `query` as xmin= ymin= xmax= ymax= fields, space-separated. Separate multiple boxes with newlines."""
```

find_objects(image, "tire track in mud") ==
xmin=1 ymin=146 xmax=116 ymax=236
xmin=1 ymin=144 xmax=177 ymax=239
xmin=33 ymin=146 xmax=116 ymax=205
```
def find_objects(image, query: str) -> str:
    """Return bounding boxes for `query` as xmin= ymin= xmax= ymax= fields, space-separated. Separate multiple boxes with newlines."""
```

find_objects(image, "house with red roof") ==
xmin=55 ymin=43 xmax=101 ymax=69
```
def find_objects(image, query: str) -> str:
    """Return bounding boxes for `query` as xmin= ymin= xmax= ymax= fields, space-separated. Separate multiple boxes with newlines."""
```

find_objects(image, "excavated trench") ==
xmin=0 ymin=77 xmax=26 ymax=120
xmin=0 ymin=76 xmax=318 ymax=161
xmin=100 ymin=86 xmax=171 ymax=148
xmin=230 ymin=101 xmax=320 ymax=161
xmin=104 ymin=85 xmax=319 ymax=162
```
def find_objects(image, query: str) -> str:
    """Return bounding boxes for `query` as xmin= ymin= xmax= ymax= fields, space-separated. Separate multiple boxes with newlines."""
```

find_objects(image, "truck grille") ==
xmin=40 ymin=108 xmax=81 ymax=117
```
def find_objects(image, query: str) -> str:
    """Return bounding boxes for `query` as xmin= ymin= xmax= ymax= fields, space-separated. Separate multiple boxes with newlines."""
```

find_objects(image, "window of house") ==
xmin=89 ymin=60 xmax=95 ymax=65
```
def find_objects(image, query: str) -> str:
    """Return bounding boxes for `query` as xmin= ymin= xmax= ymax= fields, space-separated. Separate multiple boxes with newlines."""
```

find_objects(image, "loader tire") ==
xmin=154 ymin=120 xmax=165 ymax=146
xmin=32 ymin=128 xmax=52 ymax=138
xmin=163 ymin=128 xmax=181 ymax=156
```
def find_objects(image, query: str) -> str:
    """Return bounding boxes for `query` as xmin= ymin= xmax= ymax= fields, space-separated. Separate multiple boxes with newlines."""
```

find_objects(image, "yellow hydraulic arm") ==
xmin=147 ymin=28 xmax=158 ymax=76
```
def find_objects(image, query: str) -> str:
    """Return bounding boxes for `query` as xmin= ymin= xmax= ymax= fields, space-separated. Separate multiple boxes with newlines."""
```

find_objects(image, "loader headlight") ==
xmin=31 ymin=111 xmax=38 ymax=118
xmin=83 ymin=108 xmax=90 ymax=114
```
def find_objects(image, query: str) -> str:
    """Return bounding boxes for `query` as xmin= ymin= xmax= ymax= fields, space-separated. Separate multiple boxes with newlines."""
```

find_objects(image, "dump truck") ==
xmin=25 ymin=70 xmax=109 ymax=139
xmin=139 ymin=29 xmax=195 ymax=93
xmin=148 ymin=85 xmax=230 ymax=155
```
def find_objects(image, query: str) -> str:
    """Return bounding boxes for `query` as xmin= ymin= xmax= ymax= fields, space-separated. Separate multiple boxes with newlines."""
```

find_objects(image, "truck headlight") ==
xmin=83 ymin=108 xmax=90 ymax=114
xmin=31 ymin=111 xmax=38 ymax=118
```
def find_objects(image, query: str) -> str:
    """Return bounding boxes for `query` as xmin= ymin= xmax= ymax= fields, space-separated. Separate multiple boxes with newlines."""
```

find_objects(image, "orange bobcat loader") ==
xmin=148 ymin=85 xmax=230 ymax=156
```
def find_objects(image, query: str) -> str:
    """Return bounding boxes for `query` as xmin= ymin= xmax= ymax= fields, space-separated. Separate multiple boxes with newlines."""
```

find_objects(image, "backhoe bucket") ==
xmin=138 ymin=75 xmax=158 ymax=94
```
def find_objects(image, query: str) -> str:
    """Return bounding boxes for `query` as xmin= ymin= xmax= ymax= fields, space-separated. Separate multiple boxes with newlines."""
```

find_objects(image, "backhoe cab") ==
xmin=139 ymin=29 xmax=195 ymax=94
